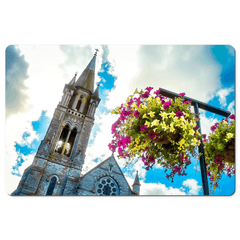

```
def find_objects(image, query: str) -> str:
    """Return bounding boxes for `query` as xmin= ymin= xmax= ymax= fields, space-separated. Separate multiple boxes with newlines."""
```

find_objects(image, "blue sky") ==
xmin=5 ymin=44 xmax=235 ymax=195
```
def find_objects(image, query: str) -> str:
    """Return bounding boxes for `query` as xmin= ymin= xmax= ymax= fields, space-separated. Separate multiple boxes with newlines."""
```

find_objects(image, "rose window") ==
xmin=96 ymin=177 xmax=119 ymax=196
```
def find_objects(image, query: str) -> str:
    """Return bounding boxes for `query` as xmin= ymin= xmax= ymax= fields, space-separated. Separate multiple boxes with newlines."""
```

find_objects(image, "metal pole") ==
xmin=194 ymin=102 xmax=209 ymax=195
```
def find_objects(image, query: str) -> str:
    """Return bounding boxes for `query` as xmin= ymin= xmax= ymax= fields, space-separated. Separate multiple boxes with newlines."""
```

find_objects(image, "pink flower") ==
xmin=145 ymin=86 xmax=153 ymax=92
xmin=149 ymin=156 xmax=155 ymax=163
xmin=140 ymin=125 xmax=148 ymax=131
xmin=122 ymin=136 xmax=131 ymax=146
xmin=117 ymin=139 xmax=126 ymax=149
xmin=207 ymin=171 xmax=211 ymax=176
xmin=183 ymin=100 xmax=192 ymax=104
xmin=175 ymin=110 xmax=184 ymax=118
xmin=210 ymin=125 xmax=216 ymax=131
xmin=148 ymin=131 xmax=156 ymax=139
xmin=154 ymin=89 xmax=161 ymax=95
xmin=179 ymin=92 xmax=186 ymax=97
xmin=134 ymin=110 xmax=140 ymax=118
xmin=135 ymin=97 xmax=141 ymax=107
xmin=142 ymin=91 xmax=150 ymax=98
xmin=203 ymin=139 xmax=207 ymax=142
xmin=218 ymin=163 xmax=225 ymax=170
xmin=118 ymin=147 xmax=123 ymax=156
xmin=214 ymin=155 xmax=222 ymax=165
xmin=128 ymin=98 xmax=133 ymax=105
xmin=174 ymin=166 xmax=181 ymax=174
xmin=230 ymin=114 xmax=235 ymax=120
xmin=163 ymin=100 xmax=171 ymax=109
xmin=166 ymin=174 xmax=170 ymax=180
xmin=108 ymin=143 xmax=116 ymax=152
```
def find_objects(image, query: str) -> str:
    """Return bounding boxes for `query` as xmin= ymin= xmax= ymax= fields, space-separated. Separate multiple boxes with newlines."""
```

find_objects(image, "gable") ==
xmin=78 ymin=155 xmax=134 ymax=196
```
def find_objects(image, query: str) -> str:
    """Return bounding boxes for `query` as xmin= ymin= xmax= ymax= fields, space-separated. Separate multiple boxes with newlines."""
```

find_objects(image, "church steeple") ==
xmin=132 ymin=171 xmax=141 ymax=195
xmin=75 ymin=49 xmax=98 ymax=93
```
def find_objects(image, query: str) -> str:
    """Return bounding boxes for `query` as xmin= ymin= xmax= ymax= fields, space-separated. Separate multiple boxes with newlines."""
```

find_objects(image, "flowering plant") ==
xmin=203 ymin=114 xmax=235 ymax=194
xmin=108 ymin=87 xmax=202 ymax=182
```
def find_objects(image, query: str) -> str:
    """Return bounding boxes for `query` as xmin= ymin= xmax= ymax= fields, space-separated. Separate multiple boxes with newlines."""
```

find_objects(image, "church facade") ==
xmin=11 ymin=51 xmax=140 ymax=196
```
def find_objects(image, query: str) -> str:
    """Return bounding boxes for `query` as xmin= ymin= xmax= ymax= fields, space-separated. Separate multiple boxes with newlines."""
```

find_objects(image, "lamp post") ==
xmin=158 ymin=87 xmax=231 ymax=195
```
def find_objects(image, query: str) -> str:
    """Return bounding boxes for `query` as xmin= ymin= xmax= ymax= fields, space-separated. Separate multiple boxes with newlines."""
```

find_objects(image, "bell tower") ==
xmin=12 ymin=50 xmax=101 ymax=196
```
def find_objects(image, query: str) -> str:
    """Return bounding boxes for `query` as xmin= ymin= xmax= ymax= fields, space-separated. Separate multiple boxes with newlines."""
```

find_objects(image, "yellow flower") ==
xmin=170 ymin=125 xmax=175 ymax=133
xmin=134 ymin=88 xmax=140 ymax=94
xmin=173 ymin=117 xmax=178 ymax=122
xmin=169 ymin=112 xmax=175 ymax=118
xmin=181 ymin=124 xmax=187 ymax=131
xmin=191 ymin=138 xmax=199 ymax=146
xmin=179 ymin=138 xmax=185 ymax=146
xmin=153 ymin=127 xmax=158 ymax=132
xmin=143 ymin=113 xmax=148 ymax=118
xmin=160 ymin=121 xmax=168 ymax=130
xmin=147 ymin=96 xmax=152 ymax=102
xmin=111 ymin=110 xmax=116 ymax=114
xmin=132 ymin=103 xmax=138 ymax=109
xmin=151 ymin=119 xmax=160 ymax=126
xmin=189 ymin=129 xmax=195 ymax=135
xmin=148 ymin=111 xmax=155 ymax=117
xmin=160 ymin=112 xmax=168 ymax=120
xmin=142 ymin=105 xmax=147 ymax=109
xmin=145 ymin=121 xmax=150 ymax=127
xmin=227 ymin=133 xmax=233 ymax=138
xmin=156 ymin=97 xmax=161 ymax=105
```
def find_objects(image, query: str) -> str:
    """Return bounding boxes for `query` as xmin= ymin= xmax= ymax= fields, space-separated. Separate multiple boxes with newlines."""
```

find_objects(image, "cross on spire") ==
xmin=95 ymin=48 xmax=99 ymax=55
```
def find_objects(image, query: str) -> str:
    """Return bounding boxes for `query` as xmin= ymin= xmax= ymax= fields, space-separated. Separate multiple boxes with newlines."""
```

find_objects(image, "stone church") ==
xmin=11 ymin=50 xmax=140 ymax=196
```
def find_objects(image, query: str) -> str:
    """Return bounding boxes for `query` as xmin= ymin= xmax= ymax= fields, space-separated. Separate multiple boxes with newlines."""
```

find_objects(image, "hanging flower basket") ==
xmin=203 ymin=114 xmax=235 ymax=194
xmin=108 ymin=87 xmax=203 ymax=182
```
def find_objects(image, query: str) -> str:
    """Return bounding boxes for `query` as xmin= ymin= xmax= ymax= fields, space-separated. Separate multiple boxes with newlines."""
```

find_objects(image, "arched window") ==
xmin=46 ymin=176 xmax=57 ymax=195
xmin=65 ymin=128 xmax=77 ymax=157
xmin=76 ymin=99 xmax=82 ymax=111
xmin=55 ymin=125 xmax=70 ymax=154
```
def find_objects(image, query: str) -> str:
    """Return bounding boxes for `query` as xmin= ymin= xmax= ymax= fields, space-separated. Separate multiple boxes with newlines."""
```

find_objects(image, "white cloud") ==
xmin=182 ymin=179 xmax=202 ymax=195
xmin=139 ymin=180 xmax=186 ymax=195
xmin=215 ymin=86 xmax=234 ymax=107
xmin=227 ymin=100 xmax=235 ymax=114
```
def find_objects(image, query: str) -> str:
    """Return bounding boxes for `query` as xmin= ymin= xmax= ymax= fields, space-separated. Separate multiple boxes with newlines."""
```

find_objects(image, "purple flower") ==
xmin=166 ymin=174 xmax=170 ymax=180
xmin=179 ymin=92 xmax=186 ymax=97
xmin=183 ymin=100 xmax=192 ymax=104
xmin=218 ymin=163 xmax=225 ymax=170
xmin=140 ymin=125 xmax=148 ymax=131
xmin=163 ymin=100 xmax=171 ymax=110
xmin=128 ymin=98 xmax=133 ymax=105
xmin=134 ymin=110 xmax=140 ymax=118
xmin=207 ymin=171 xmax=211 ymax=177
xmin=214 ymin=156 xmax=222 ymax=165
xmin=136 ymin=97 xmax=141 ymax=107
xmin=202 ymin=134 xmax=206 ymax=139
xmin=210 ymin=125 xmax=216 ymax=131
xmin=118 ymin=147 xmax=123 ymax=156
xmin=145 ymin=86 xmax=154 ymax=92
xmin=122 ymin=136 xmax=131 ymax=145
xmin=149 ymin=156 xmax=155 ymax=163
xmin=142 ymin=91 xmax=150 ymax=98
xmin=148 ymin=131 xmax=156 ymax=139
xmin=175 ymin=110 xmax=184 ymax=118
xmin=154 ymin=89 xmax=161 ymax=95
xmin=117 ymin=139 xmax=126 ymax=149
xmin=174 ymin=166 xmax=181 ymax=174
xmin=230 ymin=114 xmax=235 ymax=120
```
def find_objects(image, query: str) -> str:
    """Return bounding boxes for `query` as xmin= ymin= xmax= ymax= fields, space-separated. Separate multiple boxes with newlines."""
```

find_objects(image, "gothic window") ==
xmin=65 ymin=127 xmax=77 ymax=157
xmin=46 ymin=176 xmax=57 ymax=195
xmin=55 ymin=125 xmax=70 ymax=154
xmin=95 ymin=177 xmax=119 ymax=196
xmin=76 ymin=99 xmax=82 ymax=111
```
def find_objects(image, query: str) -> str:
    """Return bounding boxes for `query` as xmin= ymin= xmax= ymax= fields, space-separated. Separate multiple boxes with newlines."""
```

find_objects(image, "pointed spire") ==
xmin=68 ymin=72 xmax=77 ymax=85
xmin=75 ymin=50 xmax=98 ymax=93
xmin=133 ymin=171 xmax=141 ymax=186
xmin=93 ymin=83 xmax=100 ymax=98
